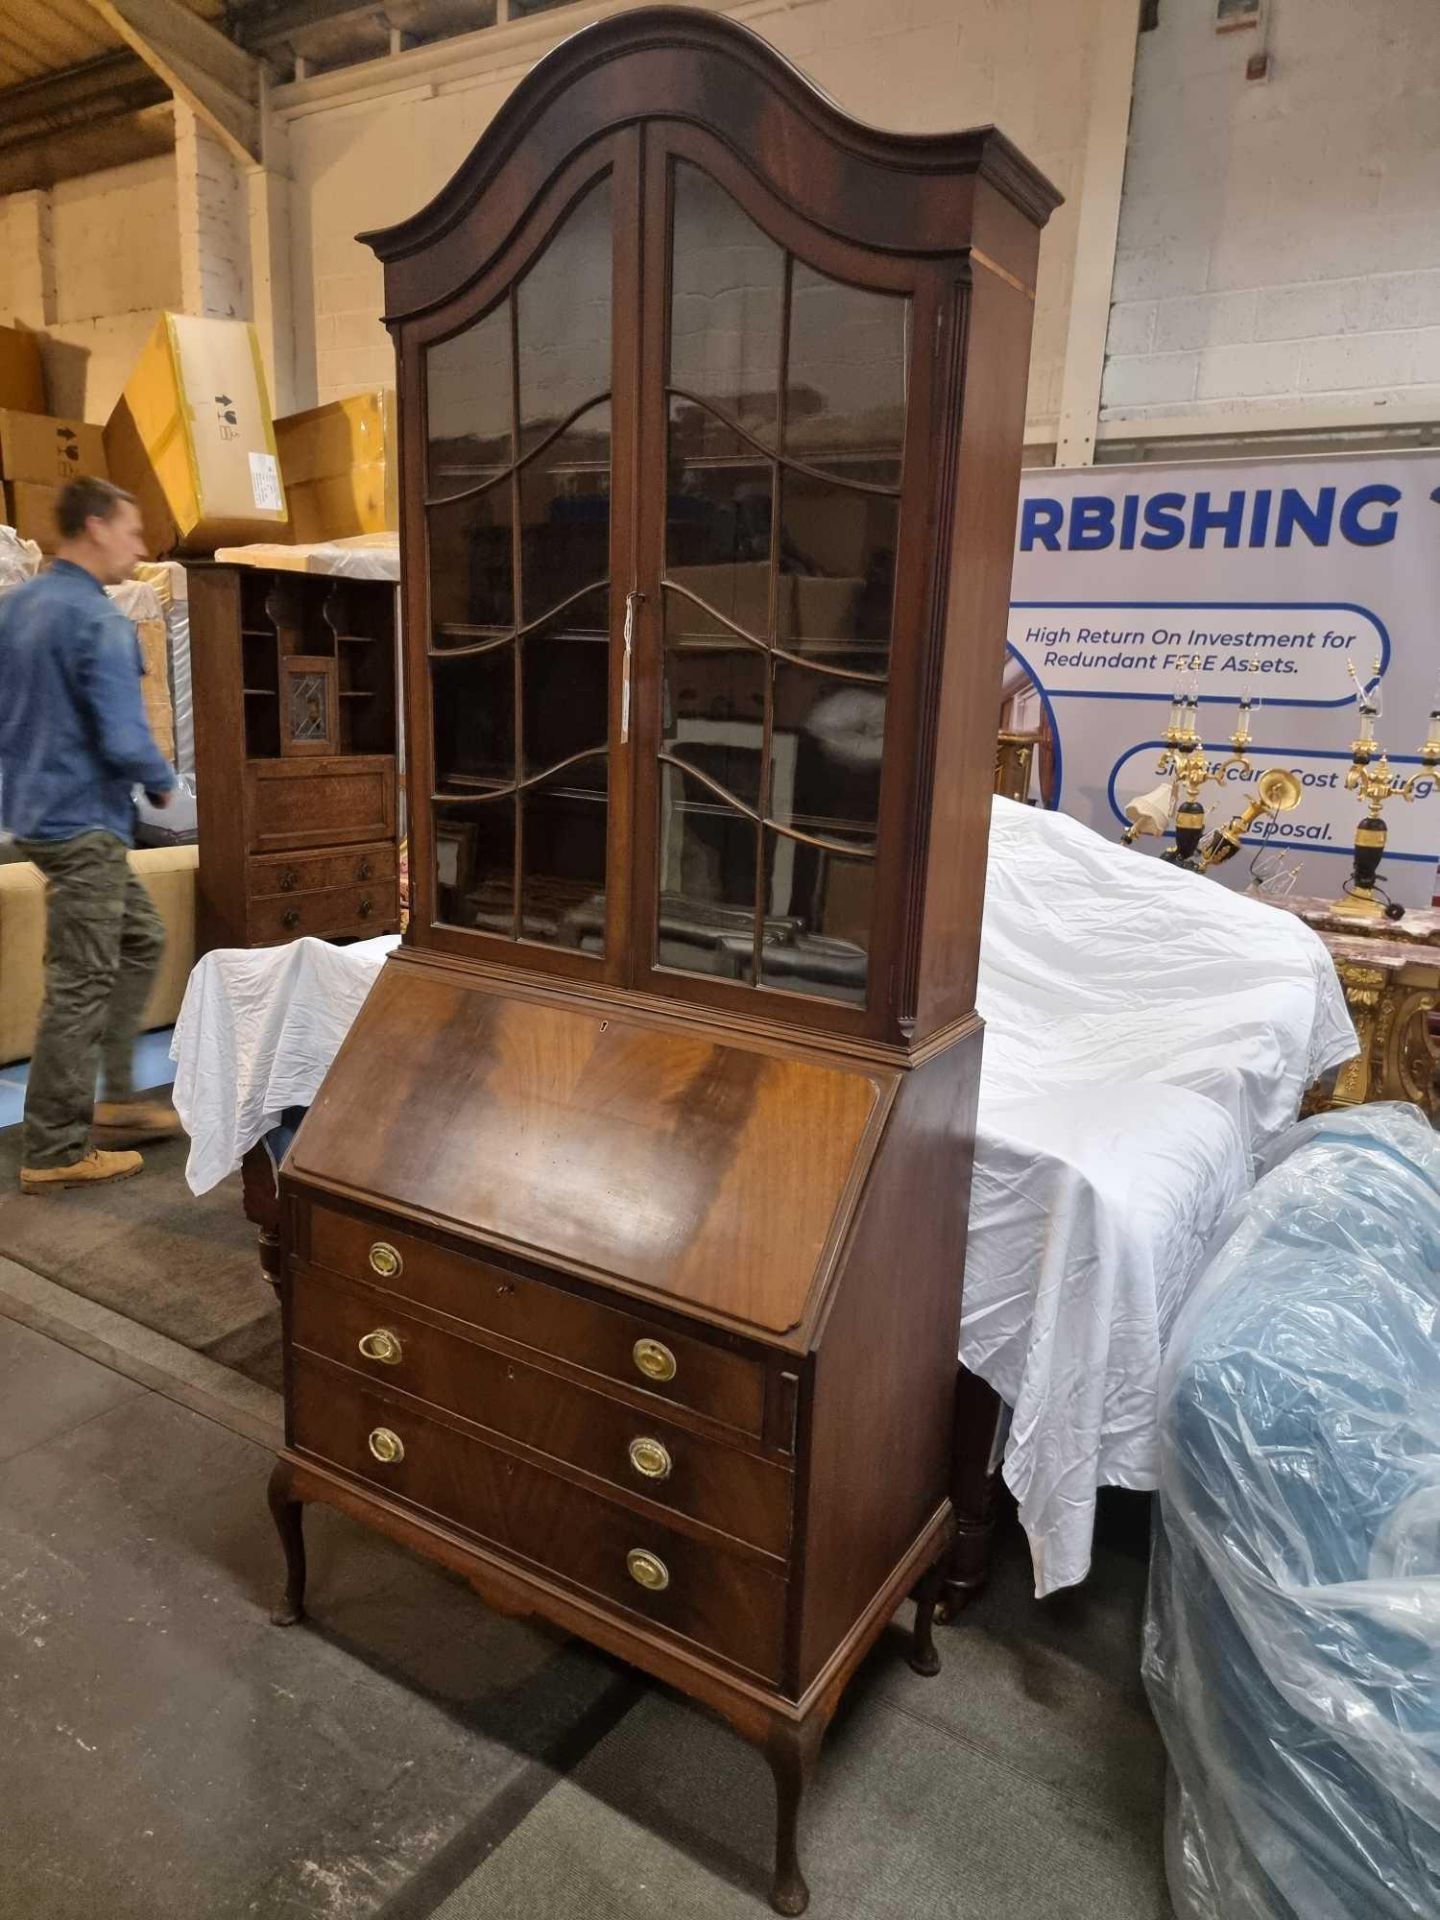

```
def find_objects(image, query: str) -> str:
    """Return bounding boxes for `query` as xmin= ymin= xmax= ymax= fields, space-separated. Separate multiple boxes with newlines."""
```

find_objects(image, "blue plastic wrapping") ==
xmin=1144 ymin=1102 xmax=1440 ymax=1920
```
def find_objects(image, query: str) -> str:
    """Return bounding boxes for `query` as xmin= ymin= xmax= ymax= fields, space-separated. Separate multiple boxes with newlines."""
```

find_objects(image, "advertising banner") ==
xmin=1005 ymin=451 xmax=1440 ymax=906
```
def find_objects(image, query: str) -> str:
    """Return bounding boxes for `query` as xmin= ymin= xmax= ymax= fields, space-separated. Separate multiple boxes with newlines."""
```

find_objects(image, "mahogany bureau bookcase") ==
xmin=267 ymin=12 xmax=1056 ymax=1910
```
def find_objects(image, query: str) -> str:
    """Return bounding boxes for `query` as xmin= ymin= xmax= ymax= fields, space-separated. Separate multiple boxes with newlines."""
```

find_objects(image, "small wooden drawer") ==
xmin=291 ymin=1354 xmax=787 ymax=1681
xmin=249 ymin=843 xmax=395 ymax=899
xmin=248 ymin=881 xmax=397 ymax=945
xmin=291 ymin=1267 xmax=792 ymax=1557
xmin=303 ymin=1203 xmax=767 ymax=1441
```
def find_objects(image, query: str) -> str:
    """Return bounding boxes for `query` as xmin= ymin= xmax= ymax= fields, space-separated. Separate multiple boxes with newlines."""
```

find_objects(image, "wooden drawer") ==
xmin=291 ymin=1353 xmax=787 ymax=1681
xmin=245 ymin=757 xmax=395 ymax=855
xmin=249 ymin=843 xmax=395 ymax=899
xmin=291 ymin=1266 xmax=792 ymax=1558
xmin=303 ymin=1203 xmax=768 ymax=1441
xmin=247 ymin=881 xmax=397 ymax=945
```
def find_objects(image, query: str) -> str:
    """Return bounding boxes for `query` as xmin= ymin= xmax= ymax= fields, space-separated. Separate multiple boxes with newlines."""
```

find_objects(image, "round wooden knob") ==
xmin=626 ymin=1548 xmax=670 ymax=1592
xmin=367 ymin=1427 xmax=404 ymax=1465
xmin=632 ymin=1338 xmax=676 ymax=1384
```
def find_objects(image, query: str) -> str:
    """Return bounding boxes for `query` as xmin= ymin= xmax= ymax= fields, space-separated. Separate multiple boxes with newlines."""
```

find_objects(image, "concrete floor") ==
xmin=0 ymin=1262 xmax=1172 ymax=1920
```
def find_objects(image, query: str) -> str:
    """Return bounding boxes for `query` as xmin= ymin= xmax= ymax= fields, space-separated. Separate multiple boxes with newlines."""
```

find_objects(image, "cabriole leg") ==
xmin=267 ymin=1461 xmax=307 ymax=1626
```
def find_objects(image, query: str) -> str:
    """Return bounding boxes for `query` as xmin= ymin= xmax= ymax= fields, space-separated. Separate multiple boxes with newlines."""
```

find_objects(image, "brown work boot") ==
xmin=20 ymin=1149 xmax=144 ymax=1194
xmin=93 ymin=1100 xmax=183 ymax=1147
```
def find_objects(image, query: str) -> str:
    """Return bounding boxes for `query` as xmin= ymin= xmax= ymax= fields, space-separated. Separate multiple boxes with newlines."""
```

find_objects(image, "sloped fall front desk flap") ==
xmin=287 ymin=960 xmax=893 ymax=1336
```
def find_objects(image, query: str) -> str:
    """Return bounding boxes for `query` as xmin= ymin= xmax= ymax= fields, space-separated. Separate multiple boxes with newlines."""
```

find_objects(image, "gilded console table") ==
xmin=1275 ymin=898 xmax=1440 ymax=1119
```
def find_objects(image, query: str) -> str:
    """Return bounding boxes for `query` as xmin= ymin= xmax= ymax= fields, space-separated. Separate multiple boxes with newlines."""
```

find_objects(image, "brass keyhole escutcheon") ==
xmin=358 ymin=1328 xmax=402 ymax=1365
xmin=368 ymin=1427 xmax=404 ymax=1465
xmin=626 ymin=1548 xmax=670 ymax=1593
xmin=368 ymin=1241 xmax=403 ymax=1280
xmin=632 ymin=1338 xmax=676 ymax=1384
xmin=628 ymin=1437 xmax=672 ymax=1482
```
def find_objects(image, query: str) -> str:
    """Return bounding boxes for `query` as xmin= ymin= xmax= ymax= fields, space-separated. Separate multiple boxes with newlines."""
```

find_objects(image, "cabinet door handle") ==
xmin=621 ymin=589 xmax=641 ymax=744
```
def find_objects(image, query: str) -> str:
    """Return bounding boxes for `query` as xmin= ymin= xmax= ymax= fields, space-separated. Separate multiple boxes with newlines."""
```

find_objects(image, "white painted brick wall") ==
xmin=1103 ymin=0 xmax=1440 ymax=423
xmin=176 ymin=106 xmax=251 ymax=322
xmin=285 ymin=0 xmax=1104 ymax=435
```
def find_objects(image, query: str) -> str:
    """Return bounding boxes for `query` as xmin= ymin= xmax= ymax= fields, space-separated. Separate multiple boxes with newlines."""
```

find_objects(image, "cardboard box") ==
xmin=109 ymin=578 xmax=176 ymax=765
xmin=0 ymin=327 xmax=45 ymax=414
xmin=0 ymin=410 xmax=106 ymax=487
xmin=3 ymin=482 xmax=60 ymax=553
xmin=104 ymin=313 xmax=288 ymax=557
xmin=275 ymin=390 xmax=397 ymax=544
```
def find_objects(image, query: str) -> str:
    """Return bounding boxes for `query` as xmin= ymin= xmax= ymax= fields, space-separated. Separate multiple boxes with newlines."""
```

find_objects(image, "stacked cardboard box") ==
xmin=0 ymin=410 xmax=108 ymax=553
xmin=0 ymin=327 xmax=45 ymax=414
xmin=104 ymin=313 xmax=288 ymax=556
xmin=276 ymin=389 xmax=396 ymax=544
xmin=108 ymin=578 xmax=175 ymax=765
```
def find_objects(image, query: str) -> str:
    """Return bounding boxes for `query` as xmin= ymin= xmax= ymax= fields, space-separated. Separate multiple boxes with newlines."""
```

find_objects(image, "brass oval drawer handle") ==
xmin=368 ymin=1427 xmax=404 ymax=1464
xmin=632 ymin=1338 xmax=676 ymax=1384
xmin=358 ymin=1328 xmax=403 ymax=1365
xmin=369 ymin=1241 xmax=403 ymax=1280
xmin=626 ymin=1548 xmax=670 ymax=1593
xmin=628 ymin=1436 xmax=673 ymax=1482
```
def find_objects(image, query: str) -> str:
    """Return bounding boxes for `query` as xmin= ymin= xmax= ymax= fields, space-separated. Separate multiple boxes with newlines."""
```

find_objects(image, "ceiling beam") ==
xmin=0 ymin=51 xmax=172 ymax=193
xmin=79 ymin=0 xmax=262 ymax=165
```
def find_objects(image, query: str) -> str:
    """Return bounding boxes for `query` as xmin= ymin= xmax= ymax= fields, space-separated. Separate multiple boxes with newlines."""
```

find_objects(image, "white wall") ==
xmin=0 ymin=154 xmax=182 ymax=422
xmin=1104 ymin=0 xmax=1440 ymax=428
xmin=278 ymin=0 xmax=1108 ymax=442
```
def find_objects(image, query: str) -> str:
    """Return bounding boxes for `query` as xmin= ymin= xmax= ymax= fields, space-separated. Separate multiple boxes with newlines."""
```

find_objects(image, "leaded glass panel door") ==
xmin=631 ymin=137 xmax=919 ymax=1030
xmin=414 ymin=147 xmax=637 ymax=977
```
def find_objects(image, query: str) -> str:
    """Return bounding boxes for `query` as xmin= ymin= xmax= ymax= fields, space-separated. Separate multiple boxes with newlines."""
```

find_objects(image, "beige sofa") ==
xmin=0 ymin=844 xmax=197 ymax=1067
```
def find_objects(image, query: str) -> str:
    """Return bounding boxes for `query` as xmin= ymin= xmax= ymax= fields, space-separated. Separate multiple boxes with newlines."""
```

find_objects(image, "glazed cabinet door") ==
xmin=405 ymin=136 xmax=640 ymax=977
xmin=628 ymin=131 xmax=930 ymax=1036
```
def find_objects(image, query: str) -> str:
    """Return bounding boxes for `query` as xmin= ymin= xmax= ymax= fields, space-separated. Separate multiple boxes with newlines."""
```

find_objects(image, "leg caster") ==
xmin=267 ymin=1462 xmax=307 ymax=1627
xmin=764 ymin=1720 xmax=820 ymax=1916
xmin=908 ymin=1563 xmax=943 ymax=1677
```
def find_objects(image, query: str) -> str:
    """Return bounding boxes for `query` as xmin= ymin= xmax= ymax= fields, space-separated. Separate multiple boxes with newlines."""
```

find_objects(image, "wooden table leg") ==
xmin=942 ymin=1363 xmax=1006 ymax=1614
xmin=240 ymin=1140 xmax=282 ymax=1290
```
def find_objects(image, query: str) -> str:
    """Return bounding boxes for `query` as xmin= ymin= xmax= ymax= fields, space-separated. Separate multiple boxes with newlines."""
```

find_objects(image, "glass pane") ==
xmin=760 ymin=830 xmax=873 ymax=1005
xmin=669 ymin=162 xmax=784 ymax=445
xmin=785 ymin=266 xmax=908 ymax=484
xmin=656 ymin=766 xmax=757 ymax=983
xmin=286 ymin=671 xmax=329 ymax=746
xmin=662 ymin=628 xmax=767 ymax=813
xmin=666 ymin=401 xmax=772 ymax=634
xmin=432 ymin=650 xmax=514 ymax=793
xmin=777 ymin=472 xmax=898 ymax=661
xmin=434 ymin=798 xmax=515 ymax=935
xmin=771 ymin=664 xmax=885 ymax=840
xmin=427 ymin=301 xmax=512 ymax=500
xmin=523 ymin=594 xmax=609 ymax=783
xmin=429 ymin=481 xmax=514 ymax=632
xmin=519 ymin=401 xmax=610 ymax=626
xmin=517 ymin=177 xmax=612 ymax=455
xmin=521 ymin=771 xmax=608 ymax=947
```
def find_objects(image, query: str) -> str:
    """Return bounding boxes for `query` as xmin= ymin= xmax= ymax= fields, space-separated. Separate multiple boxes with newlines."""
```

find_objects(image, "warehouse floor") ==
xmin=0 ymin=1258 xmax=1171 ymax=1920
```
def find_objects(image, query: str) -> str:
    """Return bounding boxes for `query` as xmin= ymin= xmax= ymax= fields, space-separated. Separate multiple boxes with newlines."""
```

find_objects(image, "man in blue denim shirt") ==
xmin=0 ymin=477 xmax=180 ymax=1191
